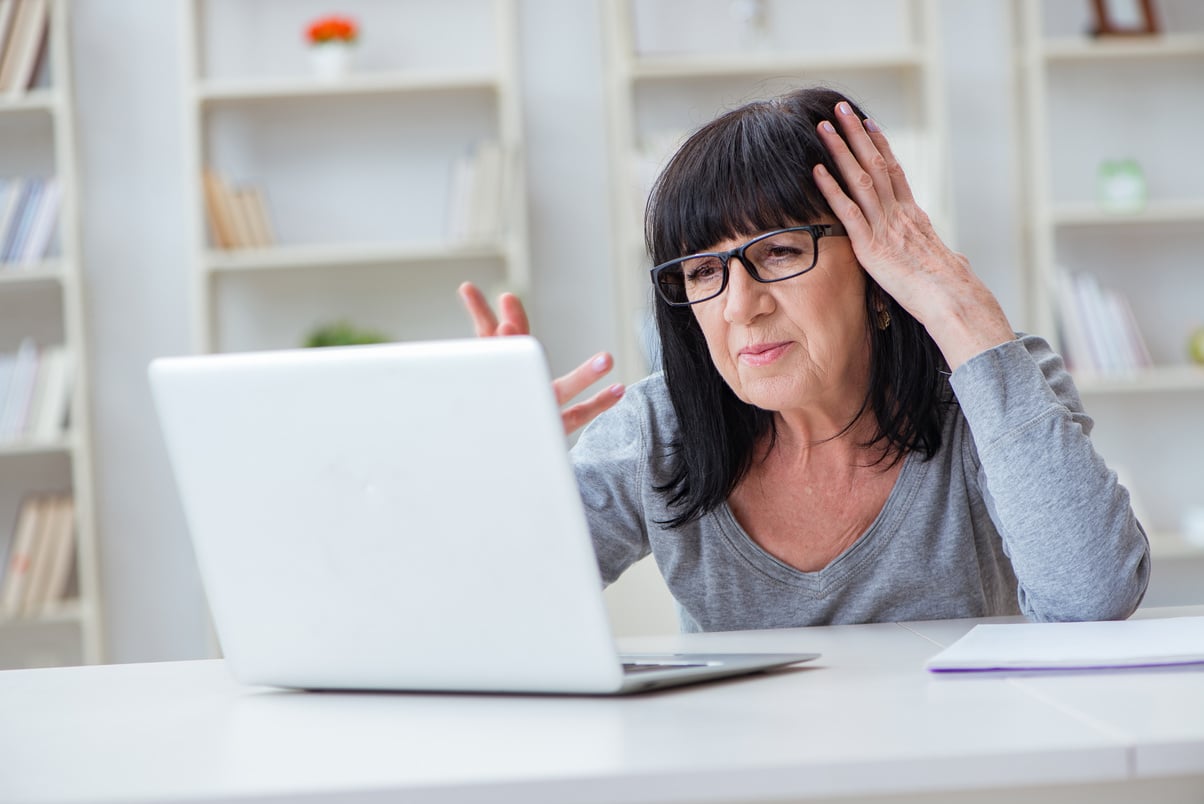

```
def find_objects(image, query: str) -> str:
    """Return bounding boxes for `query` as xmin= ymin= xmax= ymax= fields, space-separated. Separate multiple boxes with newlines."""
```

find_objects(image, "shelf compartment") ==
xmin=0 ymin=89 xmax=59 ymax=114
xmin=1042 ymin=33 xmax=1204 ymax=62
xmin=630 ymin=48 xmax=926 ymax=80
xmin=1148 ymin=532 xmax=1204 ymax=560
xmin=1074 ymin=364 xmax=1204 ymax=394
xmin=196 ymin=70 xmax=500 ymax=104
xmin=1049 ymin=200 xmax=1204 ymax=227
xmin=203 ymin=241 xmax=506 ymax=274
xmin=0 ymin=600 xmax=83 ymax=629
xmin=0 ymin=436 xmax=74 ymax=457
xmin=0 ymin=263 xmax=65 ymax=285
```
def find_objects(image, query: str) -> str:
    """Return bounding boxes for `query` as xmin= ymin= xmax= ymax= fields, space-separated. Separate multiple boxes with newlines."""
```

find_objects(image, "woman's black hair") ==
xmin=645 ymin=86 xmax=948 ymax=528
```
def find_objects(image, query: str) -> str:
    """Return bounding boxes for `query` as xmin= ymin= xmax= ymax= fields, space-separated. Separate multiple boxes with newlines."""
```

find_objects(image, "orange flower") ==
xmin=306 ymin=15 xmax=358 ymax=44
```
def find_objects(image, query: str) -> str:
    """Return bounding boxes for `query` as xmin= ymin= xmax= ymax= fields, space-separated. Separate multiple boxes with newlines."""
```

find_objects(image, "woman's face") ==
xmin=688 ymin=225 xmax=870 ymax=414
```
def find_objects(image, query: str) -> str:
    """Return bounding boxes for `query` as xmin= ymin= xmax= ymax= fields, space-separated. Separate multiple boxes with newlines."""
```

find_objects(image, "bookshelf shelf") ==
xmin=1148 ymin=532 xmax=1204 ymax=560
xmin=0 ymin=436 xmax=74 ymax=457
xmin=203 ymin=241 xmax=507 ymax=274
xmin=1075 ymin=364 xmax=1204 ymax=395
xmin=1049 ymin=200 xmax=1204 ymax=227
xmin=0 ymin=263 xmax=65 ymax=285
xmin=0 ymin=599 xmax=82 ymax=630
xmin=629 ymin=48 xmax=925 ymax=81
xmin=1042 ymin=32 xmax=1204 ymax=61
xmin=0 ymin=0 xmax=103 ymax=669
xmin=196 ymin=70 xmax=500 ymax=105
xmin=0 ymin=88 xmax=58 ymax=113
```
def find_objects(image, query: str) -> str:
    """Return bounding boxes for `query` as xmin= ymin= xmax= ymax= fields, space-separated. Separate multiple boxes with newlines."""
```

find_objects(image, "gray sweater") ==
xmin=571 ymin=335 xmax=1150 ymax=631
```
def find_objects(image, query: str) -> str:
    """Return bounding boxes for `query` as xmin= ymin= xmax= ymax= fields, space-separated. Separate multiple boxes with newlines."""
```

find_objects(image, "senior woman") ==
xmin=460 ymin=86 xmax=1149 ymax=631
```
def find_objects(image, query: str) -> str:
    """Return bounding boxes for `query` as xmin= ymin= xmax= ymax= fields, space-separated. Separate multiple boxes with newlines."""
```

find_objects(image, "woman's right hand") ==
xmin=458 ymin=282 xmax=625 ymax=435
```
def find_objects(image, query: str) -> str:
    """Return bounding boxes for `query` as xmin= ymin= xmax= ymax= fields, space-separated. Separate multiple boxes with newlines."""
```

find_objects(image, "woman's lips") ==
xmin=738 ymin=341 xmax=791 ymax=367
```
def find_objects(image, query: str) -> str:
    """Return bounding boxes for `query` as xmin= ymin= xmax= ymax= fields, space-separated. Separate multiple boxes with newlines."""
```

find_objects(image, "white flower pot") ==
xmin=310 ymin=44 xmax=354 ymax=81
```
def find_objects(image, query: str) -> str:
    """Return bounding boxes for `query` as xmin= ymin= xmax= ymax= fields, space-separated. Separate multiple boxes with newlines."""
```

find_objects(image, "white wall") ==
xmin=66 ymin=0 xmax=1052 ymax=662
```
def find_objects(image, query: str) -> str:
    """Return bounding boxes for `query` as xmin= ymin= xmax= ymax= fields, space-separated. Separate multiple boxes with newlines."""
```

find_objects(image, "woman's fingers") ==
xmin=459 ymin=282 xmax=620 ymax=435
xmin=458 ymin=282 xmax=531 ymax=337
xmin=561 ymin=384 xmax=625 ymax=435
xmin=553 ymin=352 xmax=615 ymax=406
xmin=553 ymin=352 xmax=624 ymax=435
xmin=818 ymin=103 xmax=918 ymax=216
xmin=497 ymin=292 xmax=530 ymax=336
xmin=458 ymin=282 xmax=500 ymax=337
xmin=854 ymin=115 xmax=917 ymax=206
xmin=831 ymin=101 xmax=895 ymax=208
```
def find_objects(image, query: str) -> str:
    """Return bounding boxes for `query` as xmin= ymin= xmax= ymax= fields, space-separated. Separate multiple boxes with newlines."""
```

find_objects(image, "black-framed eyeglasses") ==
xmin=649 ymin=224 xmax=847 ymax=307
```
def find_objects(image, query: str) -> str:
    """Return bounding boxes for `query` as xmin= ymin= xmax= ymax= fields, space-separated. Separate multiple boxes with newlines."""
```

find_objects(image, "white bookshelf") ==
xmin=1015 ymin=0 xmax=1204 ymax=566
xmin=0 ymin=0 xmax=105 ymax=668
xmin=181 ymin=0 xmax=530 ymax=355
xmin=601 ymin=0 xmax=952 ymax=383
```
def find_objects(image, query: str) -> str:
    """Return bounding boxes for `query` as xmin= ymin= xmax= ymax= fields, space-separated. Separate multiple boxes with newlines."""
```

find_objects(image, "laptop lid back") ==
xmin=149 ymin=337 xmax=624 ymax=693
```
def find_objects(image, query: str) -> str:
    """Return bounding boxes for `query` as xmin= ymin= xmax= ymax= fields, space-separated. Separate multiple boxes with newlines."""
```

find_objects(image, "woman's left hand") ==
xmin=812 ymin=102 xmax=1015 ymax=370
xmin=457 ymin=282 xmax=624 ymax=435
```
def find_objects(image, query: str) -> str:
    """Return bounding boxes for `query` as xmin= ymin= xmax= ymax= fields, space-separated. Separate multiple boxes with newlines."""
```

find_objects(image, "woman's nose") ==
xmin=722 ymin=257 xmax=772 ymax=324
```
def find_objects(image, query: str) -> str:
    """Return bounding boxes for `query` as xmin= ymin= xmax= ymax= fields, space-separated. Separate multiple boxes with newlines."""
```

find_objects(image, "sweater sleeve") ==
xmin=569 ymin=380 xmax=657 ymax=586
xmin=949 ymin=335 xmax=1150 ymax=622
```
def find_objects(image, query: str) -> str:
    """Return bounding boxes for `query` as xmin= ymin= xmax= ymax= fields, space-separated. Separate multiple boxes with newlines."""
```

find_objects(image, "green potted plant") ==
xmin=303 ymin=320 xmax=390 ymax=348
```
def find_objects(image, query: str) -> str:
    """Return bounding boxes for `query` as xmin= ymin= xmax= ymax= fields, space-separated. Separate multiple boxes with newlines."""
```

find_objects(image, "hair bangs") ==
xmin=646 ymin=100 xmax=833 ymax=266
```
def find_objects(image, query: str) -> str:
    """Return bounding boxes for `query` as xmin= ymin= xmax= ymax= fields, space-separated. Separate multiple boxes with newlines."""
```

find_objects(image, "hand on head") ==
xmin=457 ymin=282 xmax=624 ymax=435
xmin=812 ymin=102 xmax=1015 ymax=369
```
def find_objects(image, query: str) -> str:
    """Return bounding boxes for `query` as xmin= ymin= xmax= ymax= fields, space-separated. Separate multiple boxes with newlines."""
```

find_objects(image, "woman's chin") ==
xmin=731 ymin=375 xmax=808 ymax=412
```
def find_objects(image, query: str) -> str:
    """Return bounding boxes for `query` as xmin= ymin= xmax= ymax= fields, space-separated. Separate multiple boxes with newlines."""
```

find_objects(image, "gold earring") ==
xmin=876 ymin=308 xmax=892 ymax=331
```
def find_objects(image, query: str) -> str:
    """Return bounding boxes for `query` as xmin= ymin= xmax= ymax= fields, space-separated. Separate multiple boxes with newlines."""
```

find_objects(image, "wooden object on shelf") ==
xmin=201 ymin=169 xmax=274 ymax=250
xmin=1090 ymin=0 xmax=1159 ymax=36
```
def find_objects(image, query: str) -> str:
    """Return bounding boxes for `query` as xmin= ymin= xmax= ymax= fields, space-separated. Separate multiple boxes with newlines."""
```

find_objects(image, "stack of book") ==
xmin=0 ymin=176 xmax=61 ymax=268
xmin=445 ymin=140 xmax=509 ymax=244
xmin=0 ymin=337 xmax=72 ymax=444
xmin=0 ymin=492 xmax=75 ymax=620
xmin=202 ymin=169 xmax=276 ymax=250
xmin=0 ymin=0 xmax=49 ymax=97
xmin=1055 ymin=269 xmax=1153 ymax=377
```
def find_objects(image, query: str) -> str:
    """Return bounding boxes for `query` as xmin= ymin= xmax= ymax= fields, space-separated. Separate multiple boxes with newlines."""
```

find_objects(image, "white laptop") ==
xmin=148 ymin=336 xmax=817 ymax=694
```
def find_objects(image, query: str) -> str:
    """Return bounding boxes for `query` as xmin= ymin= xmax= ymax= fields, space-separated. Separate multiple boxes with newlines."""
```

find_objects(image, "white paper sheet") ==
xmin=926 ymin=616 xmax=1204 ymax=672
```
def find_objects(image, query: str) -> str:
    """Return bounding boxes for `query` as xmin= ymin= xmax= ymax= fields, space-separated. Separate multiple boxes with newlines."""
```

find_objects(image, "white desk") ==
xmin=1 ymin=607 xmax=1202 ymax=804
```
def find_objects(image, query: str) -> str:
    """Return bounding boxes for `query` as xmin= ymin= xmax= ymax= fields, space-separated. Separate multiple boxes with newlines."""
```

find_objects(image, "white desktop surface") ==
xmin=1 ymin=608 xmax=1202 ymax=804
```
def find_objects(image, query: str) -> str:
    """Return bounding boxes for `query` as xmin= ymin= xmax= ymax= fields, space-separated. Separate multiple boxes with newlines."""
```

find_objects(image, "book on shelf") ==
xmin=202 ymin=169 xmax=275 ymax=250
xmin=0 ymin=176 xmax=60 ymax=266
xmin=0 ymin=493 xmax=44 ymax=618
xmin=21 ymin=493 xmax=74 ymax=616
xmin=27 ymin=343 xmax=71 ymax=440
xmin=0 ymin=2 xmax=18 ymax=68
xmin=0 ymin=492 xmax=75 ymax=620
xmin=0 ymin=0 xmax=48 ymax=97
xmin=445 ymin=140 xmax=507 ymax=245
xmin=1053 ymin=268 xmax=1152 ymax=377
xmin=16 ymin=176 xmax=59 ymax=264
xmin=0 ymin=179 xmax=23 ymax=257
xmin=0 ymin=335 xmax=37 ymax=439
xmin=0 ymin=340 xmax=72 ymax=444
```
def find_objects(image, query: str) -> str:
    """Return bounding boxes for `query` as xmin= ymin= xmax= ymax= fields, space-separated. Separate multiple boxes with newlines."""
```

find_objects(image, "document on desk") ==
xmin=926 ymin=616 xmax=1204 ymax=673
